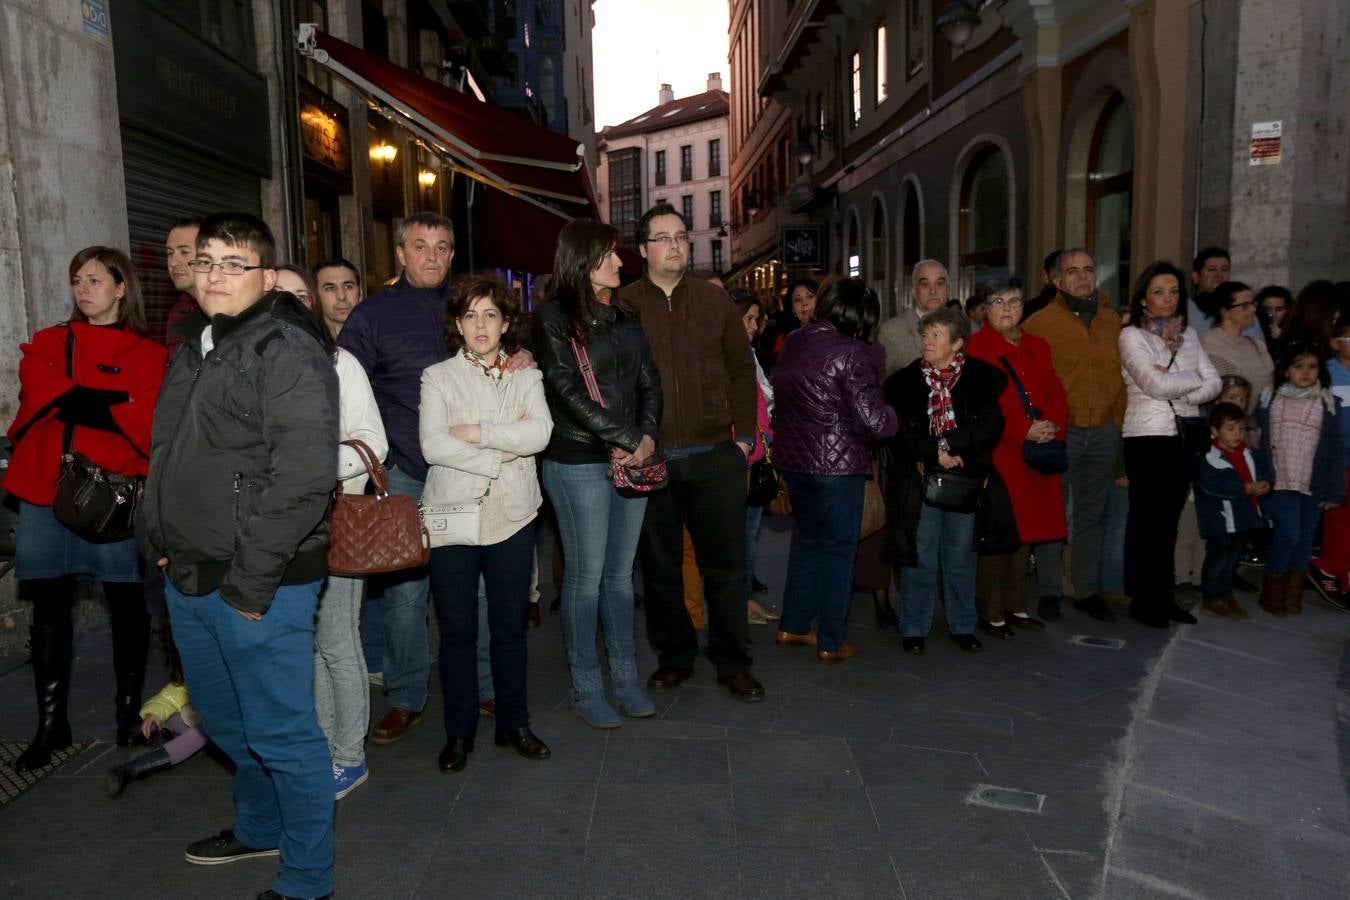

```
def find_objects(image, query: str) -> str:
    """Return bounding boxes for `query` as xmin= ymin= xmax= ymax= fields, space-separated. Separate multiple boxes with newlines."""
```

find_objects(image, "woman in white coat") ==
xmin=1118 ymin=260 xmax=1221 ymax=628
xmin=420 ymin=275 xmax=553 ymax=774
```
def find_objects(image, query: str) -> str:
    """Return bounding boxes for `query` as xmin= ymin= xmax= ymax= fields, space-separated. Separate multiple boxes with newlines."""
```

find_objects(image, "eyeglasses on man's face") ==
xmin=188 ymin=259 xmax=265 ymax=276
xmin=646 ymin=233 xmax=690 ymax=246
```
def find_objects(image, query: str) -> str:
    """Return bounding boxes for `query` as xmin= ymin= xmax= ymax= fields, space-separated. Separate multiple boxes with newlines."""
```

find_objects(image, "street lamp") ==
xmin=936 ymin=1 xmax=981 ymax=49
xmin=746 ymin=192 xmax=761 ymax=218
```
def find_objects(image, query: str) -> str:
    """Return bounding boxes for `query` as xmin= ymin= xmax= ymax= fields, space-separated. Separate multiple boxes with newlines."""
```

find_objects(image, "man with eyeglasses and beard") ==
xmin=617 ymin=203 xmax=764 ymax=703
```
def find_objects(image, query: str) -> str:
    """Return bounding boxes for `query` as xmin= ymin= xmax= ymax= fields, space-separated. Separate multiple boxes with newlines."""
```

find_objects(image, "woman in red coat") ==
xmin=6 ymin=246 xmax=167 ymax=771
xmin=967 ymin=275 xmax=1069 ymax=639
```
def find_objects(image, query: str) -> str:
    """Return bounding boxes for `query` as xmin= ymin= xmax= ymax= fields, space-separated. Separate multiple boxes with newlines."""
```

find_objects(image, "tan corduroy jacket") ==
xmin=1023 ymin=293 xmax=1125 ymax=428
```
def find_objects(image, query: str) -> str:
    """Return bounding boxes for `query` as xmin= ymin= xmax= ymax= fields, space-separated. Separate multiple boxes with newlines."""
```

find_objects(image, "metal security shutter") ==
xmin=121 ymin=127 xmax=262 ymax=342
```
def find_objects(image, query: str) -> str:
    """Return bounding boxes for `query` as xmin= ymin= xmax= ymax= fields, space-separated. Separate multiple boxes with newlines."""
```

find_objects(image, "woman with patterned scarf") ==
xmin=1118 ymin=261 xmax=1222 ymax=628
xmin=882 ymin=306 xmax=1007 ymax=655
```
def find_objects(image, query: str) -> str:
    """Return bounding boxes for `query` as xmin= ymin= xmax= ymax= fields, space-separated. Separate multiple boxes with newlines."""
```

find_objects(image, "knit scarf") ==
xmin=1215 ymin=441 xmax=1258 ymax=509
xmin=463 ymin=348 xmax=509 ymax=380
xmin=921 ymin=353 xmax=964 ymax=437
xmin=1140 ymin=314 xmax=1186 ymax=356
xmin=1275 ymin=382 xmax=1322 ymax=401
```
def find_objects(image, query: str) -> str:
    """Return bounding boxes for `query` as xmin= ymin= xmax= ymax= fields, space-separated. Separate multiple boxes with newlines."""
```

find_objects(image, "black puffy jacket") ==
xmin=140 ymin=292 xmax=339 ymax=615
xmin=531 ymin=298 xmax=662 ymax=464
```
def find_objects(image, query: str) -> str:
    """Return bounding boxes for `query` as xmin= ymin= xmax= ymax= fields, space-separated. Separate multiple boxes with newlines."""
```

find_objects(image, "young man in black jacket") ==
xmin=140 ymin=212 xmax=339 ymax=900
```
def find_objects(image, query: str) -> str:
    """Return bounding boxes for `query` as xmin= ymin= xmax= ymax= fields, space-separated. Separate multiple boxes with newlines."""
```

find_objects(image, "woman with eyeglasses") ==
xmin=1201 ymin=281 xmax=1274 ymax=412
xmin=967 ymin=275 xmax=1068 ymax=639
xmin=5 ymin=246 xmax=168 ymax=771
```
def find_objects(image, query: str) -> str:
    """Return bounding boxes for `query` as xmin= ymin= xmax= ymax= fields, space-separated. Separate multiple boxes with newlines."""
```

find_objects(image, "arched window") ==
xmin=847 ymin=211 xmax=861 ymax=277
xmin=957 ymin=146 xmax=1009 ymax=299
xmin=1087 ymin=94 xmax=1133 ymax=305
xmin=899 ymin=180 xmax=922 ymax=309
xmin=869 ymin=197 xmax=890 ymax=314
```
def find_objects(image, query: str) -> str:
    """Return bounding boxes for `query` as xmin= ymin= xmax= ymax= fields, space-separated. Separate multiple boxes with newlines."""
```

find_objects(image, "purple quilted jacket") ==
xmin=771 ymin=321 xmax=898 ymax=476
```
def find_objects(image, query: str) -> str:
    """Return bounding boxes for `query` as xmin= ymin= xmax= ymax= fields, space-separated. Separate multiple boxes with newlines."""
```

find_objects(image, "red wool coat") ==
xmin=967 ymin=327 xmax=1068 ymax=544
xmin=5 ymin=322 xmax=168 ymax=505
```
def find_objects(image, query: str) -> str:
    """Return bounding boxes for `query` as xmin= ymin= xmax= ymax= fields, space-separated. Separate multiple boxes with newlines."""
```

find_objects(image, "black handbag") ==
xmin=921 ymin=466 xmax=984 ymax=514
xmin=50 ymin=329 xmax=144 ymax=543
xmin=997 ymin=356 xmax=1068 ymax=475
xmin=746 ymin=432 xmax=778 ymax=508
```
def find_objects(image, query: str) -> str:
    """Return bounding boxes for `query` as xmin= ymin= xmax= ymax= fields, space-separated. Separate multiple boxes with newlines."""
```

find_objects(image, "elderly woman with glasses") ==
xmin=1200 ymin=281 xmax=1274 ymax=412
xmin=883 ymin=306 xmax=1006 ymax=655
xmin=967 ymin=276 xmax=1069 ymax=639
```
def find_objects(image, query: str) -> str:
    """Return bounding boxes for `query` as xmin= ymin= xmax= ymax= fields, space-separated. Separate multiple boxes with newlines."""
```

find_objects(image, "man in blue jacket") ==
xmin=338 ymin=212 xmax=455 ymax=743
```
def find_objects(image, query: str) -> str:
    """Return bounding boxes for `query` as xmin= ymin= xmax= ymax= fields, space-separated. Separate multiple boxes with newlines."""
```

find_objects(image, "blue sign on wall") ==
xmin=82 ymin=0 xmax=110 ymax=44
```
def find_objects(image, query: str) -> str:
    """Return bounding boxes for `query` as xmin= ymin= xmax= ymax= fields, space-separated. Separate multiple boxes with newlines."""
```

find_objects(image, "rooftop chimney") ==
xmin=707 ymin=72 xmax=723 ymax=92
xmin=658 ymin=83 xmax=674 ymax=105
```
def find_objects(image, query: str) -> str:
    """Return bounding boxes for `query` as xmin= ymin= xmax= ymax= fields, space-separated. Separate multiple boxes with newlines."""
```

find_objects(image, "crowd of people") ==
xmin=4 ymin=201 xmax=1347 ymax=900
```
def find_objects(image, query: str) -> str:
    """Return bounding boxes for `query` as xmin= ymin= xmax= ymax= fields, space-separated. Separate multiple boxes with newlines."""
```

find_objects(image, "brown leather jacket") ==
xmin=617 ymin=273 xmax=757 ymax=452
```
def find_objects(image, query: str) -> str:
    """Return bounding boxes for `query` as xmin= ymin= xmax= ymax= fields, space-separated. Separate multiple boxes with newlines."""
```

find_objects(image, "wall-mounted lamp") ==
xmin=793 ymin=123 xmax=837 ymax=167
xmin=936 ymin=1 xmax=981 ymax=49
xmin=418 ymin=169 xmax=438 ymax=188
xmin=746 ymin=192 xmax=761 ymax=218
xmin=370 ymin=141 xmax=398 ymax=163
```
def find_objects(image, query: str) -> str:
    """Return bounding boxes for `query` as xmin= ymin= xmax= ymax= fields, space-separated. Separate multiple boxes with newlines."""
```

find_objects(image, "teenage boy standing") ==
xmin=140 ymin=212 xmax=339 ymax=900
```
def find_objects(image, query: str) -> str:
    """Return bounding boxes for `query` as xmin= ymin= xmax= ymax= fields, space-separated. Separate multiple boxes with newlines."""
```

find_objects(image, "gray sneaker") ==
xmin=185 ymin=829 xmax=279 ymax=866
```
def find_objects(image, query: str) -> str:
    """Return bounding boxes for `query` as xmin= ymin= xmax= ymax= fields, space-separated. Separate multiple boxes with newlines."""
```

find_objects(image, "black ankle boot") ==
xmin=106 ymin=582 xmax=150 ymax=746
xmin=105 ymin=747 xmax=172 ymax=797
xmin=873 ymin=592 xmax=898 ymax=632
xmin=494 ymin=727 xmax=551 ymax=760
xmin=14 ymin=621 xmax=75 ymax=772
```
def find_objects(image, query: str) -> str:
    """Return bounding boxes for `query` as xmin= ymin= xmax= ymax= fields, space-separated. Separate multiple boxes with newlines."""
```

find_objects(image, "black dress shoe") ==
xmin=902 ymin=636 xmax=925 ymax=654
xmin=752 ymin=576 xmax=769 ymax=594
xmin=1074 ymin=594 xmax=1116 ymax=621
xmin=495 ymin=727 xmax=551 ymax=759
xmin=874 ymin=600 xmax=899 ymax=632
xmin=979 ymin=621 xmax=1015 ymax=640
xmin=438 ymin=737 xmax=474 ymax=772
xmin=1162 ymin=599 xmax=1198 ymax=625
xmin=717 ymin=671 xmax=765 ymax=702
xmin=950 ymin=633 xmax=983 ymax=653
xmin=1038 ymin=595 xmax=1062 ymax=622
xmin=1129 ymin=601 xmax=1170 ymax=629
xmin=525 ymin=604 xmax=541 ymax=629
xmin=646 ymin=666 xmax=695 ymax=691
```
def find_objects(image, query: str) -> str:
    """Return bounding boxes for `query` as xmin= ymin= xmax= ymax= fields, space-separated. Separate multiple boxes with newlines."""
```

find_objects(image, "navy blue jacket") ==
xmin=1252 ymin=387 xmax=1347 ymax=508
xmin=338 ymin=274 xmax=450 ymax=481
xmin=1193 ymin=444 xmax=1271 ymax=538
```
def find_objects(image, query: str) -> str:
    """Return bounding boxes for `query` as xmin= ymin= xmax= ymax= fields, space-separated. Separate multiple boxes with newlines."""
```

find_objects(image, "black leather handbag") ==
xmin=746 ymin=433 xmax=778 ymax=508
xmin=921 ymin=467 xmax=984 ymax=514
xmin=997 ymin=356 xmax=1069 ymax=475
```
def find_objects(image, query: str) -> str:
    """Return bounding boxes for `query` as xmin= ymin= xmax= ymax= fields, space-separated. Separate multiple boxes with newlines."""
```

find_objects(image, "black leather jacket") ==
xmin=531 ymin=298 xmax=662 ymax=464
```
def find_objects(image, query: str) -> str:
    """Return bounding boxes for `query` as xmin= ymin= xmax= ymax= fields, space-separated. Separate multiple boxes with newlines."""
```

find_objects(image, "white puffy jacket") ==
xmin=335 ymin=348 xmax=389 ymax=494
xmin=1118 ymin=326 xmax=1222 ymax=438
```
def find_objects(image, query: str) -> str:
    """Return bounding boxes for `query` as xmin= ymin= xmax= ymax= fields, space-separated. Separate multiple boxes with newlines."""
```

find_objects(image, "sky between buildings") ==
xmin=591 ymin=0 xmax=732 ymax=129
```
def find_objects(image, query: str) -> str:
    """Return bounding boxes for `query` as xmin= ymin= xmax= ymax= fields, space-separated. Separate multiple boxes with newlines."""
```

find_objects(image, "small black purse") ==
xmin=921 ymin=467 xmax=984 ymax=513
xmin=997 ymin=356 xmax=1069 ymax=475
xmin=746 ymin=433 xmax=778 ymax=508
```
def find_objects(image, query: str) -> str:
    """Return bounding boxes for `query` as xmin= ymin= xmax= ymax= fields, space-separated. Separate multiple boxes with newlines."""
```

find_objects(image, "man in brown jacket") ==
xmin=1024 ymin=248 xmax=1126 ymax=622
xmin=618 ymin=203 xmax=764 ymax=701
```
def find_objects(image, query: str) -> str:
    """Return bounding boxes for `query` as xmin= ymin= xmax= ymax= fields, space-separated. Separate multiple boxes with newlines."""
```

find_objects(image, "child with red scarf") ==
xmin=1194 ymin=402 xmax=1271 ymax=619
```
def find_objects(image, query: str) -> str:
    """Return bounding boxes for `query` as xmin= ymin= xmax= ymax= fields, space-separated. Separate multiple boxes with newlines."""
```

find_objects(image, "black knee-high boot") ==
xmin=13 ymin=578 xmax=76 ymax=772
xmin=104 ymin=581 xmax=151 ymax=746
xmin=105 ymin=747 xmax=172 ymax=797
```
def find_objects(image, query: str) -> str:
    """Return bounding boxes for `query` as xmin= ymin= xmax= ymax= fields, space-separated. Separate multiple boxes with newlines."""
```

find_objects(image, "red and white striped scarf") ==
xmin=921 ymin=353 xmax=965 ymax=437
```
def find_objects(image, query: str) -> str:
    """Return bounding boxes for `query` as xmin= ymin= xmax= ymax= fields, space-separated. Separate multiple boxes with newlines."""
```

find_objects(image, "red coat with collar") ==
xmin=5 ymin=322 xmax=168 ymax=505
xmin=967 ymin=326 xmax=1069 ymax=544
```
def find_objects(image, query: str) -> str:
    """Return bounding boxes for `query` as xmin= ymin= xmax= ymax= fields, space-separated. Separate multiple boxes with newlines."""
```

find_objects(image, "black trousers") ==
xmin=1123 ymin=435 xmax=1192 ymax=610
xmin=639 ymin=442 xmax=753 ymax=676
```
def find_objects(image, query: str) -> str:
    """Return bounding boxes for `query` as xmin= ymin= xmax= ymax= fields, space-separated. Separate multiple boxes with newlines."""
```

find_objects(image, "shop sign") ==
xmin=82 ymin=1 xmax=110 ymax=44
xmin=781 ymin=225 xmax=825 ymax=268
xmin=300 ymin=99 xmax=351 ymax=175
xmin=1249 ymin=121 xmax=1282 ymax=166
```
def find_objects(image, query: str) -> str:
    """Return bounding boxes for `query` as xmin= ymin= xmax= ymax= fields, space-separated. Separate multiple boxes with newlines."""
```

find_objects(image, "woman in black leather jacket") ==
xmin=532 ymin=219 xmax=663 ymax=728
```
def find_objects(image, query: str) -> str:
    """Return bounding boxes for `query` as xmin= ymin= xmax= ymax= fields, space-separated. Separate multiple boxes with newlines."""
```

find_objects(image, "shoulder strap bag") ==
xmin=997 ymin=355 xmax=1068 ymax=475
xmin=328 ymin=439 xmax=431 ymax=573
xmin=570 ymin=337 xmax=668 ymax=494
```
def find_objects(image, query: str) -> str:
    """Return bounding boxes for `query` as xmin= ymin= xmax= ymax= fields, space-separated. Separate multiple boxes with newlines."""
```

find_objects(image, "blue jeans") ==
xmin=780 ymin=472 xmax=865 ymax=651
xmin=381 ymin=467 xmax=430 ymax=712
xmin=1100 ymin=482 xmax=1129 ymax=594
xmin=167 ymin=581 xmax=334 ymax=898
xmin=360 ymin=590 xmax=383 ymax=673
xmin=1202 ymin=533 xmax=1246 ymax=599
xmin=745 ymin=504 xmax=765 ymax=593
xmin=543 ymin=461 xmax=647 ymax=695
xmin=899 ymin=503 xmax=977 ymax=637
xmin=1264 ymin=490 xmax=1320 ymax=575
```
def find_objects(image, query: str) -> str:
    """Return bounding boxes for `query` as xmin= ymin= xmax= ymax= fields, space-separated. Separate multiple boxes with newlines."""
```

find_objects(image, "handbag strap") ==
xmin=336 ymin=439 xmax=391 ymax=498
xmin=61 ymin=327 xmax=77 ymax=453
xmin=996 ymin=355 xmax=1037 ymax=421
xmin=569 ymin=338 xmax=605 ymax=408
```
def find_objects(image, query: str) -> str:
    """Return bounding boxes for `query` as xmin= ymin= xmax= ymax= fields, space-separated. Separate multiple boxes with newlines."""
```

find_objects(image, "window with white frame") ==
xmin=850 ymin=51 xmax=862 ymax=128
xmin=875 ymin=24 xmax=888 ymax=105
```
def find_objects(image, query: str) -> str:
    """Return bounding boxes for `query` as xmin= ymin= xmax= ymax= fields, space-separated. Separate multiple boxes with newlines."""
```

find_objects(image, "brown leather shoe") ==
xmin=646 ymin=666 xmax=695 ymax=691
xmin=816 ymin=642 xmax=857 ymax=662
xmin=371 ymin=708 xmax=423 ymax=744
xmin=1284 ymin=570 xmax=1305 ymax=614
xmin=775 ymin=628 xmax=817 ymax=646
xmin=1224 ymin=596 xmax=1250 ymax=619
xmin=525 ymin=604 xmax=541 ymax=629
xmin=717 ymin=672 xmax=765 ymax=702
xmin=1007 ymin=614 xmax=1044 ymax=630
xmin=1201 ymin=598 xmax=1237 ymax=620
xmin=1259 ymin=572 xmax=1286 ymax=617
xmin=478 ymin=698 xmax=496 ymax=717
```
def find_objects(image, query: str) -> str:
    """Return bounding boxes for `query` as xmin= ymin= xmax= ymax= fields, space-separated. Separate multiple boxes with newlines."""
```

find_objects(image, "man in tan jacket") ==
xmin=1024 ymin=248 xmax=1126 ymax=622
xmin=619 ymin=203 xmax=764 ymax=702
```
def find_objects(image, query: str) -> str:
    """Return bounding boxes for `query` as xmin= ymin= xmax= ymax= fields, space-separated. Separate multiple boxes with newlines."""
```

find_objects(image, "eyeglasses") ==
xmin=187 ymin=259 xmax=265 ymax=276
xmin=1229 ymin=301 xmax=1257 ymax=310
xmin=646 ymin=233 xmax=690 ymax=246
xmin=988 ymin=296 xmax=1023 ymax=308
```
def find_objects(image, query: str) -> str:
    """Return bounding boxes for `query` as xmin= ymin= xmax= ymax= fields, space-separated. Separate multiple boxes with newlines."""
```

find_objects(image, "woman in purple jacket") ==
xmin=771 ymin=278 xmax=898 ymax=661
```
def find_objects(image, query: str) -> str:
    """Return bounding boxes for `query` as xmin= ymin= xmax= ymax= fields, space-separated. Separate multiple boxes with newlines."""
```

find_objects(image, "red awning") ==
xmin=297 ymin=25 xmax=596 ymax=217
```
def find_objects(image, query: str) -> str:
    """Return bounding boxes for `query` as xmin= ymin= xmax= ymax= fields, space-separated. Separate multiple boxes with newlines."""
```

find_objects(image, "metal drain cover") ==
xmin=1068 ymin=635 xmax=1125 ymax=650
xmin=966 ymin=784 xmax=1046 ymax=813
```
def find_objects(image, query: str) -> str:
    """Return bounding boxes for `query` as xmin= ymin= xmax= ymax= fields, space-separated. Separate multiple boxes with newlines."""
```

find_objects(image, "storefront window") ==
xmin=900 ymin=183 xmax=922 ymax=308
xmin=957 ymin=146 xmax=1009 ymax=300
xmin=847 ymin=211 xmax=861 ymax=277
xmin=1087 ymin=95 xmax=1134 ymax=306
xmin=870 ymin=197 xmax=889 ymax=314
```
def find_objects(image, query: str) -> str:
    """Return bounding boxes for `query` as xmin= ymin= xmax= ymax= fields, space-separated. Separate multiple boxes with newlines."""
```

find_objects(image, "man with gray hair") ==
xmin=877 ymin=259 xmax=951 ymax=375
xmin=1023 ymin=248 xmax=1125 ymax=622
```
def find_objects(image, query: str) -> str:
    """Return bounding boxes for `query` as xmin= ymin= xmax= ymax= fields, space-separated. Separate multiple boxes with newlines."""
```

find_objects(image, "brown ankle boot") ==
xmin=1260 ymin=572 xmax=1286 ymax=617
xmin=1201 ymin=598 xmax=1236 ymax=620
xmin=1284 ymin=570 xmax=1306 ymax=614
xmin=1224 ymin=596 xmax=1250 ymax=619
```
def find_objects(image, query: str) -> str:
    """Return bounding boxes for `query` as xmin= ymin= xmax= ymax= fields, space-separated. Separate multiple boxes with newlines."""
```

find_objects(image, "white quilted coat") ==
xmin=1118 ymin=325 xmax=1222 ymax=438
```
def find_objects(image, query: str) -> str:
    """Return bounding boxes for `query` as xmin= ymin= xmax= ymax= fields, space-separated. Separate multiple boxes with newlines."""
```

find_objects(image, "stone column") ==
xmin=1128 ymin=0 xmax=1190 ymax=269
xmin=1022 ymin=64 xmax=1063 ymax=277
